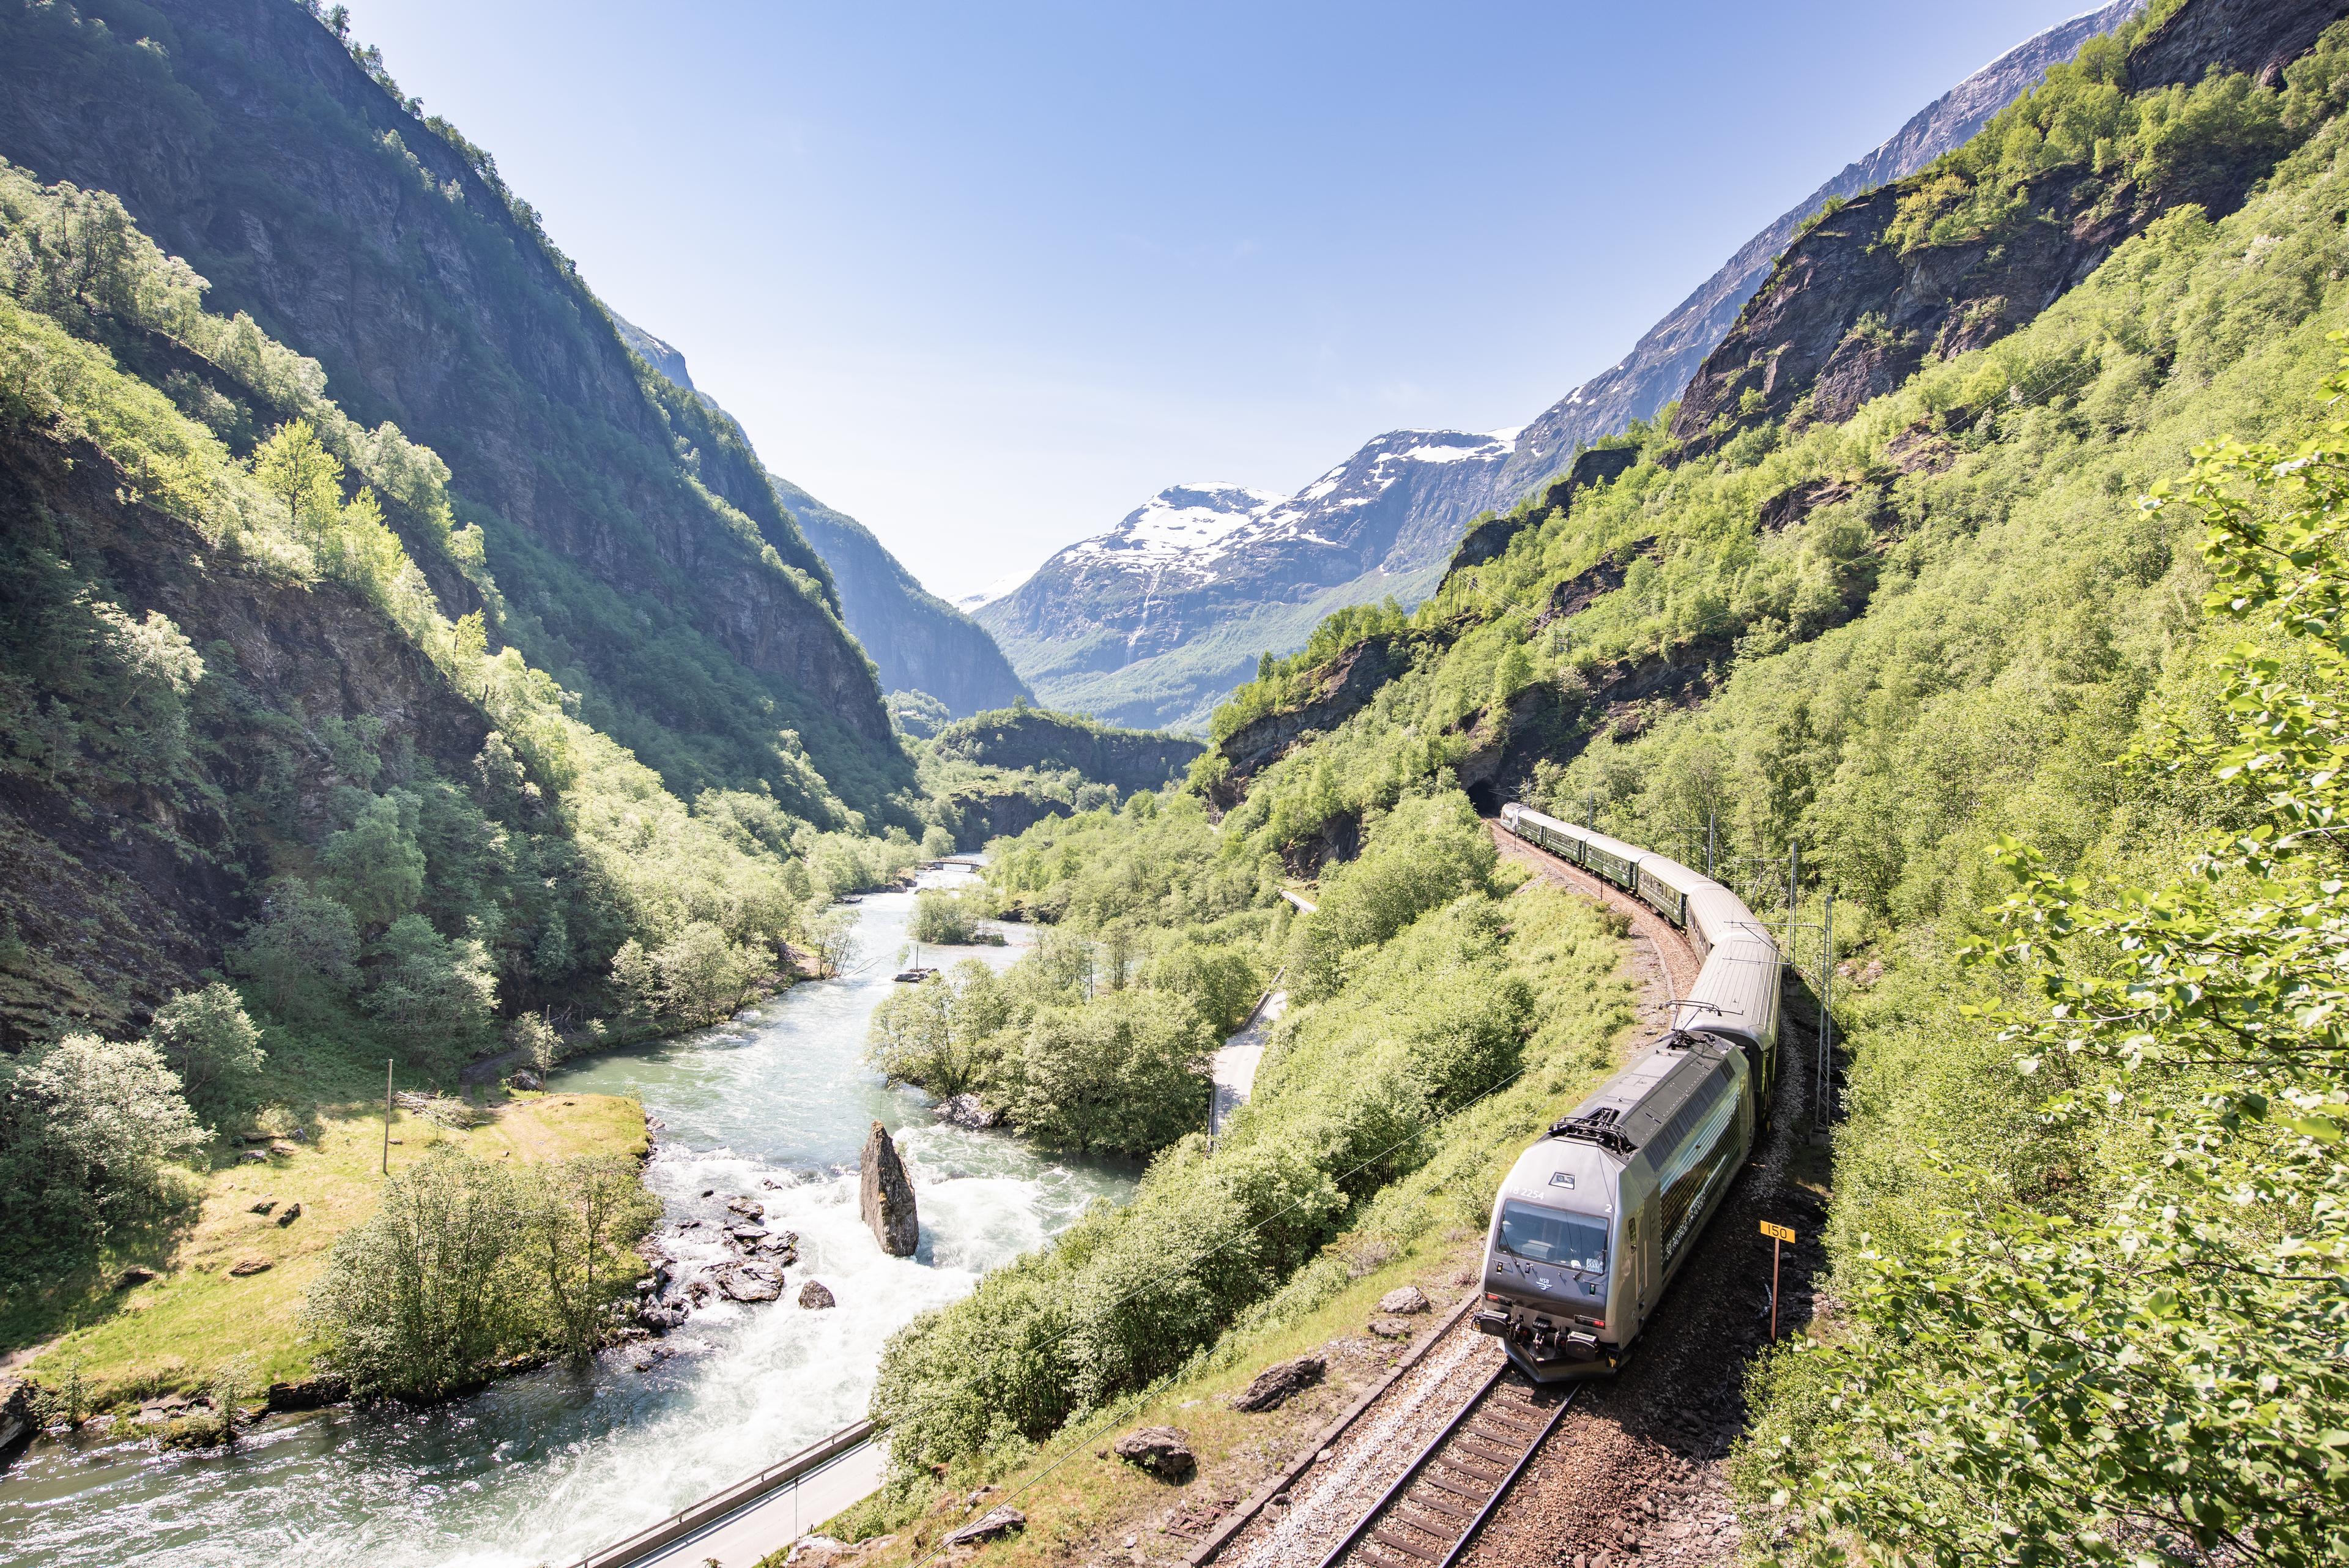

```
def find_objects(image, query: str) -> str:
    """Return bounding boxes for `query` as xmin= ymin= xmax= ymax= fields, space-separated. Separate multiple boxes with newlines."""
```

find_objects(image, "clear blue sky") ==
xmin=352 ymin=1 xmax=2106 ymax=601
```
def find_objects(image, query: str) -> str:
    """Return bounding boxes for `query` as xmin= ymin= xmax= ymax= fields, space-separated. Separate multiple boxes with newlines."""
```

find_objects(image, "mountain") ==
xmin=0 ymin=0 xmax=956 ymax=1094
xmin=770 ymin=477 xmax=1035 ymax=716
xmin=977 ymin=0 xmax=2144 ymax=734
xmin=978 ymin=428 xmax=1517 ymax=731
xmin=612 ymin=314 xmax=696 ymax=392
xmin=922 ymin=706 xmax=1205 ymax=847
xmin=606 ymin=316 xmax=1033 ymax=717
xmin=0 ymin=0 xmax=910 ymax=816
xmin=1140 ymin=2 xmax=2349 ymax=1553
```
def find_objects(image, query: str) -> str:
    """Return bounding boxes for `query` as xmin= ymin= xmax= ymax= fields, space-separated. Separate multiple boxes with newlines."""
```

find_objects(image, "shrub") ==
xmin=908 ymin=888 xmax=982 ymax=946
xmin=1289 ymin=790 xmax=1499 ymax=999
xmin=997 ymin=990 xmax=1213 ymax=1156
xmin=143 ymin=983 xmax=265 ymax=1130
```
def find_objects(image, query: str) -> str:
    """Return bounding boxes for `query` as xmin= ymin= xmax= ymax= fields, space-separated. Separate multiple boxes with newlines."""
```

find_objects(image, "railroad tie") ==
xmin=1455 ymin=1433 xmax=1521 ymax=1466
xmin=1442 ymin=1453 xmax=1508 ymax=1484
xmin=1416 ymin=1470 xmax=1488 ymax=1503
xmin=1371 ymin=1525 xmax=1445 ymax=1562
xmin=1403 ymin=1487 xmax=1474 ymax=1523
xmin=1469 ymin=1418 xmax=1534 ymax=1446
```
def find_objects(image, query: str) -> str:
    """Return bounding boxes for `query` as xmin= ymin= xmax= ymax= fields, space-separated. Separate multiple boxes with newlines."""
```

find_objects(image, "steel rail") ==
xmin=1310 ymin=1362 xmax=1575 ymax=1568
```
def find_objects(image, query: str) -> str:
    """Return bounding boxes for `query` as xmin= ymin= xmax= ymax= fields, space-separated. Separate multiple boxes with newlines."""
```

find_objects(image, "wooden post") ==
xmin=382 ymin=1058 xmax=393 ymax=1175
xmin=1761 ymin=1221 xmax=1795 ymax=1340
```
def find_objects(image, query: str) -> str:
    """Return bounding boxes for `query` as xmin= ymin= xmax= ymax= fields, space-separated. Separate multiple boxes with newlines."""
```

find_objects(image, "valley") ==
xmin=3 ymin=1 xmax=2345 ymax=1566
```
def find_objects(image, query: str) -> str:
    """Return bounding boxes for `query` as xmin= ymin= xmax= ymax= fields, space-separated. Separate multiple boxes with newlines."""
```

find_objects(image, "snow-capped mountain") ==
xmin=978 ymin=1 xmax=2143 ymax=734
xmin=976 ymin=429 xmax=1523 ymax=727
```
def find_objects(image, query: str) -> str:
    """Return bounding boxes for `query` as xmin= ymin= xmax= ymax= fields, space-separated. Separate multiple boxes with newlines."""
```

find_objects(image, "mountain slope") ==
xmin=608 ymin=316 xmax=1033 ymax=717
xmin=773 ymin=477 xmax=1035 ymax=715
xmin=978 ymin=0 xmax=2143 ymax=734
xmin=0 ymin=0 xmax=910 ymax=817
xmin=610 ymin=314 xmax=1033 ymax=719
xmin=1159 ymin=5 xmax=2349 ymax=1551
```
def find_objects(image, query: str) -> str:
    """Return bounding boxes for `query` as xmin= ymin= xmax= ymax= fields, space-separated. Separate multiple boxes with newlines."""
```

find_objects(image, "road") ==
xmin=632 ymin=1440 xmax=888 ymax=1568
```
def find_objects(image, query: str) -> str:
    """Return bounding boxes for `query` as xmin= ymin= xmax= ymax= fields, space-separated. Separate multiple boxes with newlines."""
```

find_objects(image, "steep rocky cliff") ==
xmin=1671 ymin=0 xmax=2349 ymax=456
xmin=605 ymin=313 xmax=1032 ymax=718
xmin=0 ymin=411 xmax=492 ymax=1046
xmin=0 ymin=0 xmax=906 ymax=810
xmin=774 ymin=477 xmax=1034 ymax=716
xmin=1495 ymin=0 xmax=2144 ymax=491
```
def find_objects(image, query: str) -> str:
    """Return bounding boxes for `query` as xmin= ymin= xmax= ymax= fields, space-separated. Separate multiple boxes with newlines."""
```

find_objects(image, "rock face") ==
xmin=933 ymin=1094 xmax=1002 ymax=1131
xmin=0 ymin=0 xmax=902 ymax=804
xmin=1447 ymin=447 xmax=1641 ymax=575
xmin=1232 ymin=1354 xmax=1326 ymax=1413
xmin=1671 ymin=0 xmax=2336 ymax=459
xmin=971 ymin=2 xmax=2140 ymax=733
xmin=1499 ymin=0 xmax=2143 ymax=486
xmin=2128 ymin=0 xmax=2349 ymax=88
xmin=1112 ymin=1426 xmax=1197 ymax=1481
xmin=262 ymin=1375 xmax=349 ymax=1413
xmin=943 ymin=1506 xmax=1026 ymax=1547
xmin=1210 ymin=633 xmax=1412 ymax=804
xmin=606 ymin=321 xmax=1033 ymax=721
xmin=772 ymin=473 xmax=1033 ymax=718
xmin=1 ymin=1377 xmax=34 ymax=1458
xmin=859 ymin=1121 xmax=919 ymax=1257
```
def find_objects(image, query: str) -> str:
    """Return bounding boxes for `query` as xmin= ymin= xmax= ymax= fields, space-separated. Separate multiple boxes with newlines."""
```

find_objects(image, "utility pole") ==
xmin=1705 ymin=807 xmax=1716 ymax=879
xmin=381 ymin=1058 xmax=393 ymax=1175
xmin=1786 ymin=842 xmax=1800 ymax=955
xmin=1817 ymin=892 xmax=1836 ymax=1132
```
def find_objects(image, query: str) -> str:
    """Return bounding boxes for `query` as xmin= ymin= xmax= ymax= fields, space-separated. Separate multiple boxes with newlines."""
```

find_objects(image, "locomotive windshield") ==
xmin=1497 ymin=1201 xmax=1609 ymax=1273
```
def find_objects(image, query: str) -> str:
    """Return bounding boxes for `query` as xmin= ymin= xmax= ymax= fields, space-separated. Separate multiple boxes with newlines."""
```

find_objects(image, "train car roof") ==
xmin=1560 ymin=1039 xmax=1739 ymax=1159
xmin=1507 ymin=803 xmax=1782 ymax=1036
xmin=1498 ymin=1135 xmax=1621 ymax=1214
xmin=1674 ymin=931 xmax=1780 ymax=1043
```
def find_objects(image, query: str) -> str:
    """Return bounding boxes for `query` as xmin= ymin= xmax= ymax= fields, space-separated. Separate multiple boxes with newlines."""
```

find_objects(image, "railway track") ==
xmin=1314 ymin=1364 xmax=1575 ymax=1568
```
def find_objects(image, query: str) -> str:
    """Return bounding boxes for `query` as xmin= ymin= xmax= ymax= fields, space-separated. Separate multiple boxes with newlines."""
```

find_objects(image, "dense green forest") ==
xmin=866 ymin=9 xmax=2349 ymax=1555
xmin=0 ymin=162 xmax=915 ymax=1278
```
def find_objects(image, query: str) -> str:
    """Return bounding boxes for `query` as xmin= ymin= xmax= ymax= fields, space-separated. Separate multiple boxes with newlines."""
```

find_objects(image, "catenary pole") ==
xmin=382 ymin=1058 xmax=393 ymax=1175
xmin=1818 ymin=892 xmax=1835 ymax=1132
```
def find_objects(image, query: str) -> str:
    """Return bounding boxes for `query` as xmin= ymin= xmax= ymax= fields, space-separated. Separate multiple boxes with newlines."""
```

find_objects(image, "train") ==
xmin=1476 ymin=803 xmax=1782 ymax=1380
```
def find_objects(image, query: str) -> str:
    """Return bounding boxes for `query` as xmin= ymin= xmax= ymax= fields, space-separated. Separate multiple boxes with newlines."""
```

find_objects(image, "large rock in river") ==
xmin=859 ymin=1121 xmax=919 ymax=1257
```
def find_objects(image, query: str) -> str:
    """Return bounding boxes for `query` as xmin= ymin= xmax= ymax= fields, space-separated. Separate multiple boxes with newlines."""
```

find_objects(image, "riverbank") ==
xmin=0 ymin=866 xmax=1136 ymax=1568
xmin=1 ymin=1089 xmax=648 ymax=1416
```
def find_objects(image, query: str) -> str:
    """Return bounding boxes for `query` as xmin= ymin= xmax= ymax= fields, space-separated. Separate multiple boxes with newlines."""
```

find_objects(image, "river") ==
xmin=0 ymin=867 xmax=1132 ymax=1567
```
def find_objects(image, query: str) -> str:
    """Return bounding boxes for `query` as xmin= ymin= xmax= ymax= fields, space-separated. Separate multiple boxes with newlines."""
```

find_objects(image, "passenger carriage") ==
xmin=1481 ymin=803 xmax=1783 ymax=1380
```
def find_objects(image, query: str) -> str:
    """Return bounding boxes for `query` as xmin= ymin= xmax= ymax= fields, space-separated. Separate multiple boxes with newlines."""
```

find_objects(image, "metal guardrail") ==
xmin=567 ymin=1419 xmax=877 ymax=1568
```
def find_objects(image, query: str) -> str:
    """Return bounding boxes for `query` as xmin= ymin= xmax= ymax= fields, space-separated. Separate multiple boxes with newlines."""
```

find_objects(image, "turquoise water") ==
xmin=0 ymin=868 xmax=1132 ymax=1567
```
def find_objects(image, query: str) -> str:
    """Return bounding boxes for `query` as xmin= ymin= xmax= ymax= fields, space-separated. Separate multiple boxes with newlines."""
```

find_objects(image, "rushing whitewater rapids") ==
xmin=0 ymin=866 xmax=1134 ymax=1568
